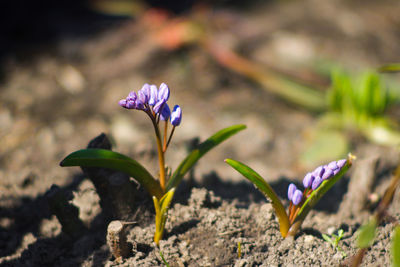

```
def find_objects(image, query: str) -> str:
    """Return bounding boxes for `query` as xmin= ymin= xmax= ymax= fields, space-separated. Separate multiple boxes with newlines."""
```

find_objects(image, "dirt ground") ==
xmin=1 ymin=0 xmax=400 ymax=266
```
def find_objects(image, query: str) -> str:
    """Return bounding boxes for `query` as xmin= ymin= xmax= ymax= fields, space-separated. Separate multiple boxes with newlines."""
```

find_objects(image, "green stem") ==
xmin=152 ymin=196 xmax=162 ymax=246
xmin=163 ymin=121 xmax=168 ymax=152
xmin=165 ymin=126 xmax=176 ymax=151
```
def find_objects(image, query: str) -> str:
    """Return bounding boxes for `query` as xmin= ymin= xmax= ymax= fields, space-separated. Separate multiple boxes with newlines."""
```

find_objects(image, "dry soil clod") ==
xmin=339 ymin=156 xmax=380 ymax=219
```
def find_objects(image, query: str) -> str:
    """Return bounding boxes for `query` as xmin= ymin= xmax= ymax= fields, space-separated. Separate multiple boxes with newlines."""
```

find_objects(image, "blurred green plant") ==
xmin=379 ymin=63 xmax=400 ymax=73
xmin=322 ymin=229 xmax=347 ymax=258
xmin=326 ymin=70 xmax=400 ymax=145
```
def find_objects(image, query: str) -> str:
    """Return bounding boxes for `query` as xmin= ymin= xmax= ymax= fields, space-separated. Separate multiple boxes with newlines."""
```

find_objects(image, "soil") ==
xmin=1 ymin=0 xmax=400 ymax=266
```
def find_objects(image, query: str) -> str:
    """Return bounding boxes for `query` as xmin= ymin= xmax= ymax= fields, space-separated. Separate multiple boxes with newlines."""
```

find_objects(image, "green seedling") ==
xmin=225 ymin=154 xmax=355 ymax=238
xmin=159 ymin=250 xmax=170 ymax=267
xmin=322 ymin=229 xmax=347 ymax=258
xmin=60 ymin=82 xmax=245 ymax=245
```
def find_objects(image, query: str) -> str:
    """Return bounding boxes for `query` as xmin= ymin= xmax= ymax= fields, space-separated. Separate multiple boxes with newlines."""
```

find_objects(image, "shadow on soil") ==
xmin=174 ymin=170 xmax=350 ymax=214
xmin=0 ymin=174 xmax=110 ymax=266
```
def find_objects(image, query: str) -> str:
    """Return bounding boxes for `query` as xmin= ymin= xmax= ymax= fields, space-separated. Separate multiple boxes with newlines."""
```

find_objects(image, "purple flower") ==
xmin=303 ymin=173 xmax=314 ymax=188
xmin=127 ymin=91 xmax=137 ymax=101
xmin=126 ymin=100 xmax=137 ymax=109
xmin=135 ymin=99 xmax=145 ymax=110
xmin=313 ymin=166 xmax=325 ymax=178
xmin=153 ymin=99 xmax=166 ymax=114
xmin=328 ymin=161 xmax=338 ymax=170
xmin=160 ymin=104 xmax=171 ymax=121
xmin=288 ymin=183 xmax=297 ymax=201
xmin=322 ymin=168 xmax=333 ymax=180
xmin=171 ymin=105 xmax=182 ymax=126
xmin=292 ymin=190 xmax=303 ymax=205
xmin=149 ymin=84 xmax=158 ymax=105
xmin=119 ymin=99 xmax=128 ymax=108
xmin=138 ymin=84 xmax=150 ymax=104
xmin=312 ymin=176 xmax=322 ymax=190
xmin=158 ymin=83 xmax=170 ymax=102
xmin=337 ymin=159 xmax=347 ymax=168
xmin=333 ymin=169 xmax=340 ymax=175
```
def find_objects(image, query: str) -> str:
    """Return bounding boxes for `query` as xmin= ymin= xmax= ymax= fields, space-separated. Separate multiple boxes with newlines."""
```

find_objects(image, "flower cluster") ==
xmin=119 ymin=83 xmax=182 ymax=126
xmin=288 ymin=159 xmax=347 ymax=206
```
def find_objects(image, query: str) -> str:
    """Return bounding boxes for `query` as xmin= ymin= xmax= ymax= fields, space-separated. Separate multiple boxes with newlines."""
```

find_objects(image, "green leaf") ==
xmin=357 ymin=218 xmax=377 ymax=249
xmin=392 ymin=225 xmax=400 ymax=267
xmin=166 ymin=124 xmax=246 ymax=191
xmin=153 ymin=188 xmax=176 ymax=246
xmin=60 ymin=149 xmax=163 ymax=199
xmin=160 ymin=188 xmax=175 ymax=216
xmin=322 ymin=234 xmax=333 ymax=245
xmin=224 ymin=158 xmax=290 ymax=237
xmin=159 ymin=250 xmax=170 ymax=267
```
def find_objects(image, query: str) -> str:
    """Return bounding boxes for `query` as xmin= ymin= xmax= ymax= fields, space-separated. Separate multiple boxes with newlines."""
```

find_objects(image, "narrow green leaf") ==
xmin=160 ymin=188 xmax=175 ymax=215
xmin=60 ymin=149 xmax=163 ymax=199
xmin=166 ymin=124 xmax=246 ymax=191
xmin=225 ymin=158 xmax=290 ymax=237
xmin=392 ymin=225 xmax=400 ymax=267
xmin=159 ymin=251 xmax=171 ymax=267
xmin=322 ymin=234 xmax=333 ymax=245
xmin=378 ymin=63 xmax=400 ymax=73
xmin=357 ymin=218 xmax=377 ymax=249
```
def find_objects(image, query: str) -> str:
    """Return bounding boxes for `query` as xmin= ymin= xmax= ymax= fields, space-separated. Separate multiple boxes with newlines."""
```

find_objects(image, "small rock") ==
xmin=58 ymin=65 xmax=85 ymax=94
xmin=304 ymin=235 xmax=314 ymax=243
xmin=327 ymin=226 xmax=336 ymax=235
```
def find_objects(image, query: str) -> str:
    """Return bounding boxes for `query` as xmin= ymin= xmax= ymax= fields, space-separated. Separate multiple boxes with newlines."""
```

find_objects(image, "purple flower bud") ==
xmin=333 ymin=169 xmax=340 ymax=175
xmin=303 ymin=173 xmax=314 ymax=188
xmin=148 ymin=84 xmax=158 ymax=105
xmin=337 ymin=159 xmax=347 ymax=168
xmin=313 ymin=166 xmax=325 ymax=177
xmin=288 ymin=183 xmax=297 ymax=201
xmin=119 ymin=99 xmax=127 ymax=108
xmin=158 ymin=83 xmax=170 ymax=102
xmin=126 ymin=100 xmax=136 ymax=109
xmin=311 ymin=176 xmax=322 ymax=190
xmin=135 ymin=99 xmax=145 ymax=110
xmin=292 ymin=190 xmax=303 ymax=205
xmin=153 ymin=99 xmax=166 ymax=114
xmin=138 ymin=84 xmax=150 ymax=104
xmin=160 ymin=104 xmax=171 ymax=121
xmin=322 ymin=168 xmax=333 ymax=180
xmin=328 ymin=161 xmax=338 ymax=170
xmin=170 ymin=105 xmax=182 ymax=126
xmin=127 ymin=91 xmax=137 ymax=101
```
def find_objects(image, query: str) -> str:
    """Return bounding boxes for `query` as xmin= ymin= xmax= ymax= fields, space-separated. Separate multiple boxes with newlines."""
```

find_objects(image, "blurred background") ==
xmin=1 ymin=0 xmax=400 ymax=182
xmin=0 ymin=1 xmax=400 ymax=258
xmin=1 ymin=0 xmax=400 ymax=189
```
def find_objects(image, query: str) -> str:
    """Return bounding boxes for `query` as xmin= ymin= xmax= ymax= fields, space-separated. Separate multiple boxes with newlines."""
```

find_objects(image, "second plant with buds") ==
xmin=225 ymin=154 xmax=355 ymax=238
